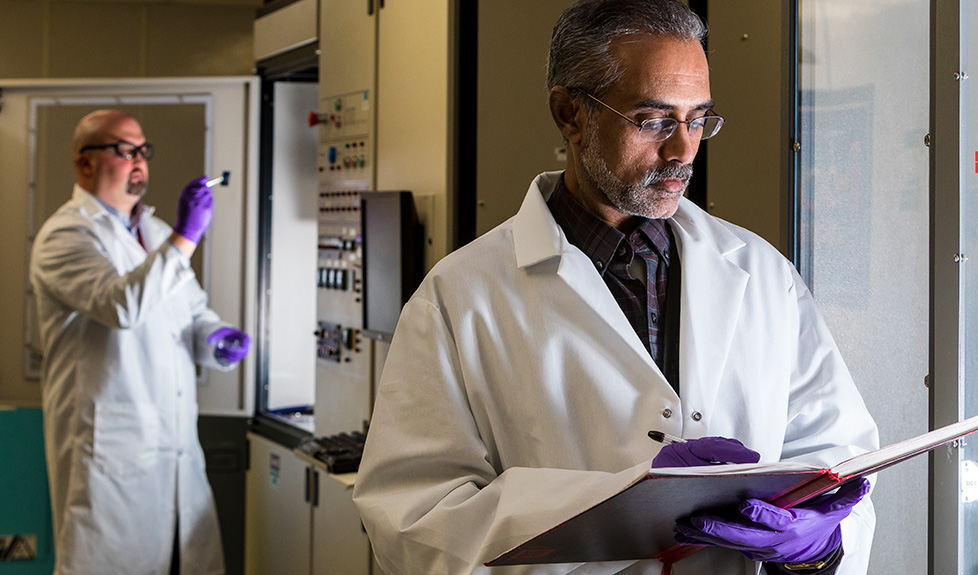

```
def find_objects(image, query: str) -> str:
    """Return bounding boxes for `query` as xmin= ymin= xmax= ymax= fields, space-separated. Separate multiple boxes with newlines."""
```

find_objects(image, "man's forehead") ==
xmin=611 ymin=34 xmax=708 ymax=73
xmin=609 ymin=34 xmax=711 ymax=103
xmin=103 ymin=118 xmax=146 ymax=142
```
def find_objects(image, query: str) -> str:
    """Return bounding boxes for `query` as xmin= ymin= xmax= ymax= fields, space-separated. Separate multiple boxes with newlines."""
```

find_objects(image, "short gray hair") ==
xmin=547 ymin=0 xmax=707 ymax=100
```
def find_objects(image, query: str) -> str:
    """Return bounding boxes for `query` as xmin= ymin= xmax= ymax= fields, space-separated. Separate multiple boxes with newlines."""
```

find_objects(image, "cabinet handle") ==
xmin=304 ymin=466 xmax=311 ymax=503
xmin=312 ymin=470 xmax=320 ymax=507
xmin=368 ymin=0 xmax=374 ymax=16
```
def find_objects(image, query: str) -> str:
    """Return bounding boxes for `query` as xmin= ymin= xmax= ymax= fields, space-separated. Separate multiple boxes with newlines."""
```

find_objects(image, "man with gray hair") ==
xmin=353 ymin=1 xmax=878 ymax=574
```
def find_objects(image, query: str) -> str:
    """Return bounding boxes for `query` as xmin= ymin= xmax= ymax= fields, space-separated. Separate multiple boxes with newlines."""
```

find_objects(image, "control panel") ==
xmin=314 ymin=187 xmax=372 ymax=436
xmin=314 ymin=91 xmax=373 ymax=185
xmin=316 ymin=189 xmax=363 ymax=330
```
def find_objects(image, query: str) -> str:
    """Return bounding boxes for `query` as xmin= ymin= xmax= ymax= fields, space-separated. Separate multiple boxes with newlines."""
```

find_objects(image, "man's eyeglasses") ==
xmin=578 ymin=90 xmax=724 ymax=143
xmin=79 ymin=141 xmax=155 ymax=161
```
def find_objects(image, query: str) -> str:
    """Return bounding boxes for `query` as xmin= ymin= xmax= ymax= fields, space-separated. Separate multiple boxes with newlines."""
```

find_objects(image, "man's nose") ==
xmin=658 ymin=124 xmax=700 ymax=165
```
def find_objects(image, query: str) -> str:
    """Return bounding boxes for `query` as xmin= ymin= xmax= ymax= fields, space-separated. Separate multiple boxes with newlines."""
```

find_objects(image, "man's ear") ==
xmin=549 ymin=86 xmax=585 ymax=145
xmin=74 ymin=153 xmax=94 ymax=177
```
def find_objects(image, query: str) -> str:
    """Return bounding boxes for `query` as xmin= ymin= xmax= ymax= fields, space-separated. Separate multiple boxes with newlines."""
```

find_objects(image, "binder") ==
xmin=487 ymin=415 xmax=978 ymax=567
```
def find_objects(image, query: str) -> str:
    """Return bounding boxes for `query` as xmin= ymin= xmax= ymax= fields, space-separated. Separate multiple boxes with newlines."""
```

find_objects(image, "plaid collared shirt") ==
xmin=547 ymin=177 xmax=680 ymax=392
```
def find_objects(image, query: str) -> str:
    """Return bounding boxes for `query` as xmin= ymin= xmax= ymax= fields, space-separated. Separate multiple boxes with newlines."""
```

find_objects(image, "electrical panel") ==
xmin=311 ymin=0 xmax=439 ymax=438
xmin=315 ymin=91 xmax=373 ymax=184
xmin=314 ymin=189 xmax=372 ymax=436
xmin=316 ymin=190 xmax=363 ymax=329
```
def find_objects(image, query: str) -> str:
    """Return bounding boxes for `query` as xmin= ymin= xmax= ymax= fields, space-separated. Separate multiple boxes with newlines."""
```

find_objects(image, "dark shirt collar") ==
xmin=547 ymin=175 xmax=671 ymax=273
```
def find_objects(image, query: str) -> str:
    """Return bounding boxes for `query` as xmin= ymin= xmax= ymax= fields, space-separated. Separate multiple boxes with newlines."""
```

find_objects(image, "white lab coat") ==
xmin=353 ymin=172 xmax=879 ymax=575
xmin=31 ymin=185 xmax=232 ymax=575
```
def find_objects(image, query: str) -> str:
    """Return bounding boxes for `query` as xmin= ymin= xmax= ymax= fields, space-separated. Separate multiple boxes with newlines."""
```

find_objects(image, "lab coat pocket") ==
xmin=93 ymin=402 xmax=160 ymax=477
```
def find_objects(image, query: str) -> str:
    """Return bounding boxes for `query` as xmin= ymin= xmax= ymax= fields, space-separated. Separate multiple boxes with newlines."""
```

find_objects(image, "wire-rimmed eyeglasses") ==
xmin=79 ymin=141 xmax=155 ymax=161
xmin=577 ymin=90 xmax=724 ymax=143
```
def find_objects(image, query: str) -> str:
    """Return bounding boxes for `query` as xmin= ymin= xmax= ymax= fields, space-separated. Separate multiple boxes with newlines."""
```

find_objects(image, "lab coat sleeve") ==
xmin=31 ymin=218 xmax=197 ymax=330
xmin=187 ymin=279 xmax=238 ymax=372
xmin=781 ymin=266 xmax=879 ymax=575
xmin=353 ymin=296 xmax=650 ymax=575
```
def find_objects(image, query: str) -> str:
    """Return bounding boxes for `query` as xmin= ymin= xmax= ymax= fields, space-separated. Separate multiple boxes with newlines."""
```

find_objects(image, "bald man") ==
xmin=31 ymin=110 xmax=250 ymax=575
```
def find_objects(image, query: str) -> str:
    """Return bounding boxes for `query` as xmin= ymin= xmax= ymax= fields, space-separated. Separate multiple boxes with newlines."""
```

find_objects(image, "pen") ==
xmin=648 ymin=430 xmax=729 ymax=464
xmin=647 ymin=430 xmax=686 ymax=444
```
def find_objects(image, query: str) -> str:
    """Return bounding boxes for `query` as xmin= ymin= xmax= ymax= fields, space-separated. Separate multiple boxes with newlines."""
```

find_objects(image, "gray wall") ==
xmin=705 ymin=0 xmax=784 ymax=253
xmin=0 ymin=0 xmax=258 ymax=79
xmin=474 ymin=0 xmax=575 ymax=235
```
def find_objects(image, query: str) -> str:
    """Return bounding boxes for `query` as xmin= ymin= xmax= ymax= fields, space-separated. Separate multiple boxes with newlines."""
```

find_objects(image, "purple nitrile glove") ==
xmin=651 ymin=436 xmax=761 ymax=468
xmin=207 ymin=327 xmax=251 ymax=364
xmin=173 ymin=176 xmax=213 ymax=244
xmin=674 ymin=476 xmax=871 ymax=563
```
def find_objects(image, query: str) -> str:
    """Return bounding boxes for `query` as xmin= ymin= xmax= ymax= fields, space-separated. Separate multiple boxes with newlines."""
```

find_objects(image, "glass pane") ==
xmin=264 ymin=82 xmax=320 ymax=431
xmin=961 ymin=4 xmax=978 ymax=571
xmin=798 ymin=2 xmax=929 ymax=573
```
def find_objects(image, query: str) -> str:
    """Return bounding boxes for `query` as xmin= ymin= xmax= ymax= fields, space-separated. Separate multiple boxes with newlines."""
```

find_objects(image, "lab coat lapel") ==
xmin=74 ymin=186 xmax=152 ymax=259
xmin=669 ymin=198 xmax=749 ymax=430
xmin=513 ymin=173 xmax=664 ymax=382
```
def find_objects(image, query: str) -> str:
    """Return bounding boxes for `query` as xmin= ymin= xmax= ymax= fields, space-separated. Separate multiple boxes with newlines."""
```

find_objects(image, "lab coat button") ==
xmin=662 ymin=408 xmax=673 ymax=418
xmin=691 ymin=411 xmax=703 ymax=421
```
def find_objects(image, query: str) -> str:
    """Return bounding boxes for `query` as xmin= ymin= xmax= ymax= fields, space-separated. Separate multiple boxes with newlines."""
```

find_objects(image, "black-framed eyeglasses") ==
xmin=578 ymin=90 xmax=724 ymax=143
xmin=79 ymin=141 xmax=155 ymax=161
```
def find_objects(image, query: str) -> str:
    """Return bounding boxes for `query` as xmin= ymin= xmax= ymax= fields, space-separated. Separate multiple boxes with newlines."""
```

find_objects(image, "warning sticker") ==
xmin=270 ymin=452 xmax=281 ymax=491
xmin=0 ymin=535 xmax=37 ymax=561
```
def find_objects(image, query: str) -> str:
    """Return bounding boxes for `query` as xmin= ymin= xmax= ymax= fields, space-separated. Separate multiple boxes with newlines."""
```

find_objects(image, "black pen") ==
xmin=648 ymin=430 xmax=729 ymax=464
xmin=647 ymin=430 xmax=686 ymax=444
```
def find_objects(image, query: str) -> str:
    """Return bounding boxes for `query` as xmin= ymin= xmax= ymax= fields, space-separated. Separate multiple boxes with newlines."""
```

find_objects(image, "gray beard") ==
xmin=580 ymin=128 xmax=692 ymax=220
xmin=126 ymin=176 xmax=147 ymax=197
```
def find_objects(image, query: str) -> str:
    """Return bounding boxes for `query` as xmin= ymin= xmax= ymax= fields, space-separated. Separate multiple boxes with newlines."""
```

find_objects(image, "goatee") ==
xmin=580 ymin=120 xmax=692 ymax=220
xmin=127 ymin=171 xmax=147 ymax=197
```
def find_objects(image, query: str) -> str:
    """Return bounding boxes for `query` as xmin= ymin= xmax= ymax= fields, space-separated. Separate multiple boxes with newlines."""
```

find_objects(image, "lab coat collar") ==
xmin=512 ymin=172 xmax=565 ymax=269
xmin=72 ymin=184 xmax=157 ymax=255
xmin=513 ymin=171 xmax=665 ymax=389
xmin=513 ymin=171 xmax=750 ymax=426
xmin=72 ymin=184 xmax=157 ymax=224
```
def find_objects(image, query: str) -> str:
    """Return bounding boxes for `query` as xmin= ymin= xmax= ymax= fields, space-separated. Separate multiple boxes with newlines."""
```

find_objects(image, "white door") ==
xmin=0 ymin=76 xmax=259 ymax=416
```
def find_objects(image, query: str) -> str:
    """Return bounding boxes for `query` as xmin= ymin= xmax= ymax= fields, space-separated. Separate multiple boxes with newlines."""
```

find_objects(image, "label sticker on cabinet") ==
xmin=269 ymin=452 xmax=281 ymax=491
xmin=963 ymin=460 xmax=978 ymax=503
